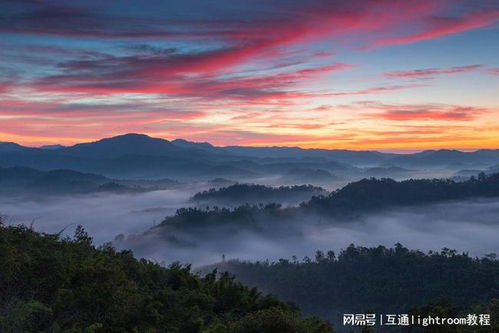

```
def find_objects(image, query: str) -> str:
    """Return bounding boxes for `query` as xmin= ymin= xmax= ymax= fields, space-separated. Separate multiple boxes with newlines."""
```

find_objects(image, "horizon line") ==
xmin=2 ymin=133 xmax=499 ymax=154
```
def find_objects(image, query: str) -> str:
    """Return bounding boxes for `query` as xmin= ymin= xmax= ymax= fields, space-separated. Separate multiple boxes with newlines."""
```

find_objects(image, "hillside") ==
xmin=192 ymin=184 xmax=327 ymax=206
xmin=151 ymin=173 xmax=499 ymax=233
xmin=214 ymin=244 xmax=499 ymax=326
xmin=0 ymin=222 xmax=332 ymax=333
xmin=0 ymin=166 xmax=178 ymax=195
xmin=304 ymin=172 xmax=499 ymax=215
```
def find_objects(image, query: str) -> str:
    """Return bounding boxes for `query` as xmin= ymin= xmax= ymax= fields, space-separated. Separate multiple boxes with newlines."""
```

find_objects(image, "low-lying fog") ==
xmin=2 ymin=189 xmax=498 ymax=268
xmin=0 ymin=189 xmax=195 ymax=244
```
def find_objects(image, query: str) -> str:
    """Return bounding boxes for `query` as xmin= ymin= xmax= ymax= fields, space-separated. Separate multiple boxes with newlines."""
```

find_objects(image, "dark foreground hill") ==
xmin=0 ymin=221 xmax=332 ymax=333
xmin=214 ymin=244 xmax=499 ymax=329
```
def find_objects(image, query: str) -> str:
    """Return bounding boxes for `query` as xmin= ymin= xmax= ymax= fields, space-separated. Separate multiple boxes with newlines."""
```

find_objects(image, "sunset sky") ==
xmin=1 ymin=0 xmax=498 ymax=150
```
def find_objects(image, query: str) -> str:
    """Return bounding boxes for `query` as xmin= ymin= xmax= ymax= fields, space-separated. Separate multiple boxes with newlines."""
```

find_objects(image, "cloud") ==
xmin=385 ymin=65 xmax=484 ymax=79
xmin=2 ymin=0 xmax=498 ymax=149
xmin=364 ymin=103 xmax=484 ymax=121
xmin=31 ymin=61 xmax=354 ymax=103
xmin=371 ymin=9 xmax=499 ymax=49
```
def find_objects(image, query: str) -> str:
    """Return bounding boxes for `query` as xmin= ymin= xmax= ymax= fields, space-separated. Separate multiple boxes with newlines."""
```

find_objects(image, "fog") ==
xmin=117 ymin=198 xmax=499 ymax=267
xmin=2 ymin=189 xmax=498 ymax=268
xmin=0 ymin=189 xmax=195 ymax=244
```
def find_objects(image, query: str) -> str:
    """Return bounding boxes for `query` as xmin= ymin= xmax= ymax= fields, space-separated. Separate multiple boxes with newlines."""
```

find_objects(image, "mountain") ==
xmin=0 ymin=134 xmax=230 ymax=179
xmin=386 ymin=149 xmax=499 ymax=169
xmin=60 ymin=133 xmax=186 ymax=158
xmin=0 ymin=142 xmax=29 ymax=153
xmin=284 ymin=168 xmax=336 ymax=183
xmin=363 ymin=166 xmax=412 ymax=177
xmin=0 ymin=166 xmax=109 ymax=194
xmin=0 ymin=166 xmax=177 ymax=195
xmin=1 ymin=134 xmax=498 ymax=180
xmin=222 ymin=145 xmax=393 ymax=166
xmin=40 ymin=144 xmax=65 ymax=150
xmin=171 ymin=138 xmax=217 ymax=152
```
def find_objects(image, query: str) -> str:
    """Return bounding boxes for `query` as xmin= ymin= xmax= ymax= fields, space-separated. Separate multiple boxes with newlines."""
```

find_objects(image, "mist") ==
xmin=2 ymin=186 xmax=498 ymax=268
xmin=0 ymin=189 xmax=195 ymax=244
xmin=118 ymin=198 xmax=499 ymax=267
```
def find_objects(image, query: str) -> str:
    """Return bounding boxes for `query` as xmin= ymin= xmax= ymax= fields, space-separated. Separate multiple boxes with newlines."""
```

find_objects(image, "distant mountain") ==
xmin=60 ymin=133 xmax=187 ymax=158
xmin=0 ymin=134 xmax=229 ymax=179
xmin=386 ymin=149 xmax=499 ymax=169
xmin=0 ymin=142 xmax=29 ymax=153
xmin=40 ymin=144 xmax=65 ymax=150
xmin=284 ymin=168 xmax=336 ymax=183
xmin=364 ymin=166 xmax=412 ymax=177
xmin=171 ymin=138 xmax=216 ymax=152
xmin=0 ymin=166 xmax=177 ymax=195
xmin=452 ymin=169 xmax=486 ymax=178
xmin=0 ymin=166 xmax=108 ymax=194
xmin=1 ymin=134 xmax=498 ymax=180
xmin=222 ymin=145 xmax=393 ymax=166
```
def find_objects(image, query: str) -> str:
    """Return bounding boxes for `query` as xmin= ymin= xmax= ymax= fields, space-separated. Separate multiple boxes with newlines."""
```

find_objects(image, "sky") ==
xmin=0 ymin=0 xmax=498 ymax=150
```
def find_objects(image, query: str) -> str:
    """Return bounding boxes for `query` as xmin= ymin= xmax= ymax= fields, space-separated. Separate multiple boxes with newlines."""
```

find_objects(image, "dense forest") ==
xmin=216 ymin=244 xmax=499 ymax=331
xmin=0 ymin=220 xmax=332 ymax=333
xmin=303 ymin=172 xmax=499 ymax=215
xmin=155 ymin=173 xmax=499 ymax=232
xmin=154 ymin=204 xmax=288 ymax=233
xmin=191 ymin=184 xmax=326 ymax=206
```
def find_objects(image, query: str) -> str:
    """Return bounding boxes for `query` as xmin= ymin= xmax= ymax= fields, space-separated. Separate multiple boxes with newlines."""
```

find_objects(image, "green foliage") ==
xmin=0 ymin=224 xmax=332 ymax=333
xmin=219 ymin=244 xmax=499 ymax=322
xmin=0 ymin=300 xmax=52 ymax=332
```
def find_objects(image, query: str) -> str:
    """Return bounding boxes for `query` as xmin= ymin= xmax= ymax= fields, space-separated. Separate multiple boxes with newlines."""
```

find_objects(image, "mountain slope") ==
xmin=0 ymin=223 xmax=332 ymax=332
xmin=2 ymin=134 xmax=499 ymax=179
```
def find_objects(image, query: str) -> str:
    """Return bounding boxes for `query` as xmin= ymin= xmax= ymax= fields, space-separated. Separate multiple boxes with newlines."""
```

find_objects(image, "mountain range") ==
xmin=0 ymin=166 xmax=178 ymax=195
xmin=1 ymin=133 xmax=499 ymax=180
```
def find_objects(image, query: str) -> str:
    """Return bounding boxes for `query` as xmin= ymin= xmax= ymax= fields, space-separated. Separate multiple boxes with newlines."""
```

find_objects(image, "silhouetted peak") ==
xmin=0 ymin=142 xmax=28 ymax=152
xmin=96 ymin=133 xmax=171 ymax=144
xmin=172 ymin=138 xmax=215 ymax=150
xmin=40 ymin=144 xmax=65 ymax=150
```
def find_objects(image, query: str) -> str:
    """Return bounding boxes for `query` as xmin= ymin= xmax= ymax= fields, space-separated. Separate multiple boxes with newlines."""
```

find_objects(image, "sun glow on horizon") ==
xmin=0 ymin=1 xmax=498 ymax=149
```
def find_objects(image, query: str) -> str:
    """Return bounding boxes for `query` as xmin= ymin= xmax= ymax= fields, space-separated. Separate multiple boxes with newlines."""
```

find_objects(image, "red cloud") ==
xmin=372 ymin=9 xmax=499 ymax=49
xmin=32 ymin=63 xmax=354 ymax=103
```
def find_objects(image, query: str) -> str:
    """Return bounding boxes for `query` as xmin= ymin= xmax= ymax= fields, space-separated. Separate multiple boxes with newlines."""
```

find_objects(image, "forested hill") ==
xmin=153 ymin=173 xmax=499 ymax=232
xmin=0 ymin=222 xmax=332 ymax=333
xmin=214 ymin=244 xmax=499 ymax=327
xmin=192 ymin=184 xmax=327 ymax=205
xmin=302 ymin=171 xmax=499 ymax=215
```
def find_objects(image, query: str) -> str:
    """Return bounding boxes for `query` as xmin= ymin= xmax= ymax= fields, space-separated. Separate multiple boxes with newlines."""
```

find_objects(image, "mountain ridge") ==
xmin=2 ymin=133 xmax=499 ymax=179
